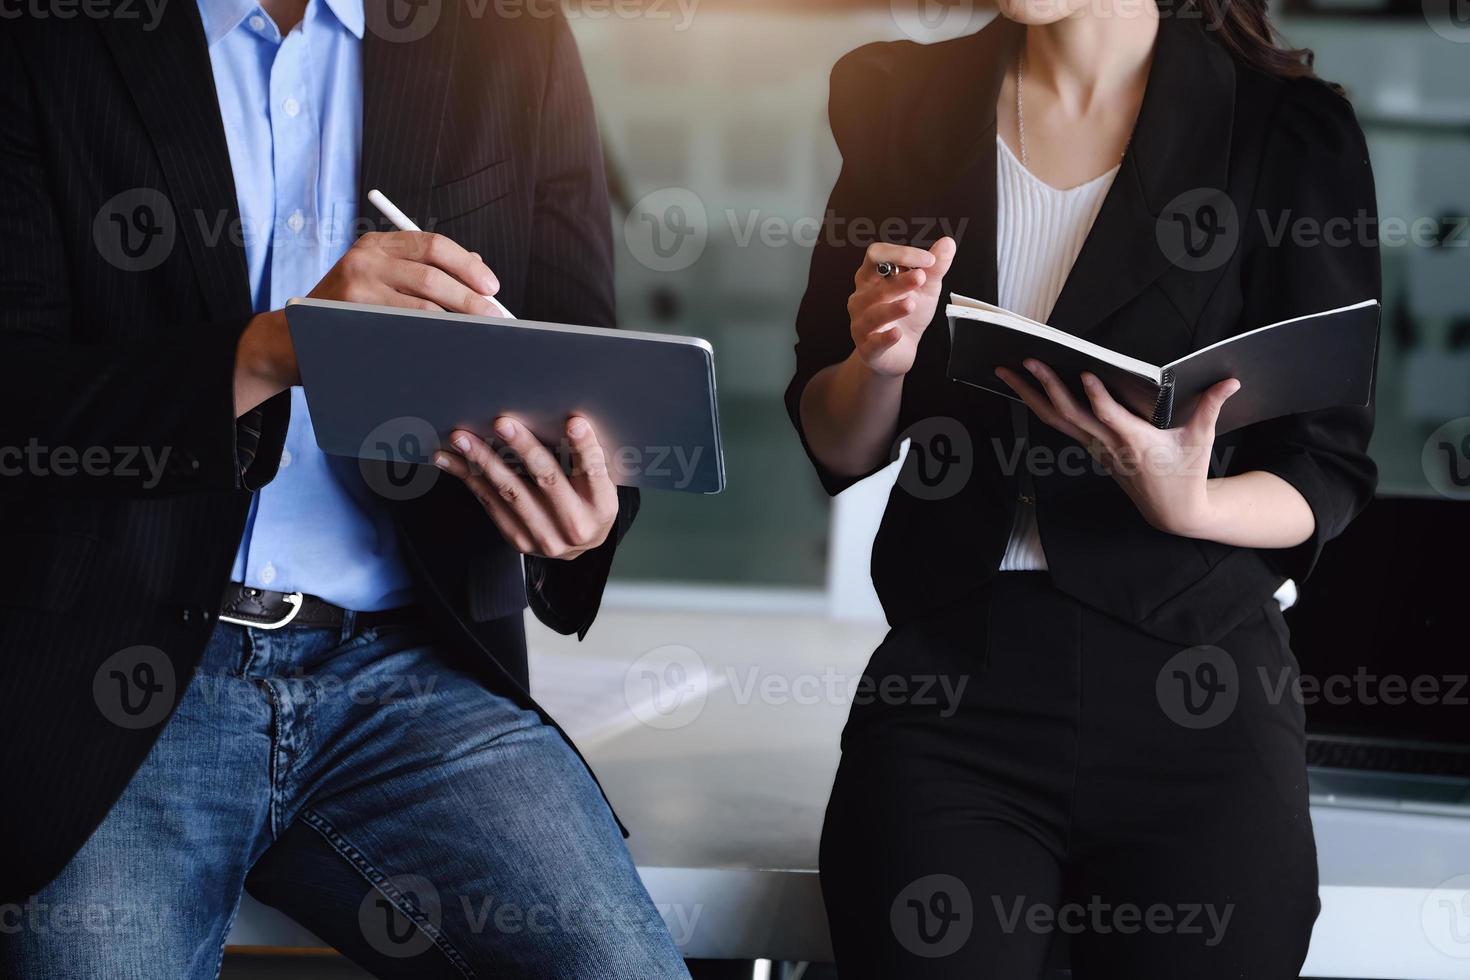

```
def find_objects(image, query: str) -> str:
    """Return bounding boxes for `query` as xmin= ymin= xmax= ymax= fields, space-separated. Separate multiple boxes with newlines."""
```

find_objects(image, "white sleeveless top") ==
xmin=994 ymin=136 xmax=1119 ymax=572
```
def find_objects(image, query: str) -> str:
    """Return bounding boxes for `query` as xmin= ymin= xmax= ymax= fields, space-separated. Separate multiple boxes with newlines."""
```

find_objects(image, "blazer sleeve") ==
xmin=784 ymin=43 xmax=904 ymax=497
xmin=0 ymin=33 xmax=281 ymax=502
xmin=1230 ymin=78 xmax=1381 ymax=582
xmin=518 ymin=11 xmax=635 ymax=639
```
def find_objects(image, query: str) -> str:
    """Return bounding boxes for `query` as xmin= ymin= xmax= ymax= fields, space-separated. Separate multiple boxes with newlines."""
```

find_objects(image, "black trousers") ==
xmin=820 ymin=573 xmax=1319 ymax=979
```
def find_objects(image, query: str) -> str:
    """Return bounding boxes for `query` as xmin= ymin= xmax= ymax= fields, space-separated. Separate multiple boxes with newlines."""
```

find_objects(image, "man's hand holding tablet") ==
xmin=432 ymin=415 xmax=620 ymax=561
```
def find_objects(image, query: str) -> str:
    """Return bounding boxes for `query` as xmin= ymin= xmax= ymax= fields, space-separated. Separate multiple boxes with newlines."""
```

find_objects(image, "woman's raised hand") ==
xmin=847 ymin=237 xmax=957 ymax=377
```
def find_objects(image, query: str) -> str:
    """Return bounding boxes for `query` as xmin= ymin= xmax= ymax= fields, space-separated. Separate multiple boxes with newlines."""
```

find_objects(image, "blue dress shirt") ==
xmin=200 ymin=0 xmax=414 ymax=611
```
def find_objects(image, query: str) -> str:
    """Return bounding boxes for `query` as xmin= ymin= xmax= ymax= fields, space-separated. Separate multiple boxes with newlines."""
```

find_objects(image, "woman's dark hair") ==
xmin=1187 ymin=0 xmax=1341 ymax=92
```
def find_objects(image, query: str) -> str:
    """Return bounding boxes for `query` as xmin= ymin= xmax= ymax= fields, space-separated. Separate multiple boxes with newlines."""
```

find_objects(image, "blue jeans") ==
xmin=0 ymin=617 xmax=689 ymax=979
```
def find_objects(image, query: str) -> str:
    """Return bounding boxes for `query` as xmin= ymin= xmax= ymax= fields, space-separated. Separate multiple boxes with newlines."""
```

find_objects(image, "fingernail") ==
xmin=568 ymin=417 xmax=589 ymax=437
xmin=452 ymin=434 xmax=472 ymax=453
xmin=1023 ymin=359 xmax=1039 ymax=372
xmin=494 ymin=418 xmax=516 ymax=440
xmin=432 ymin=453 xmax=451 ymax=470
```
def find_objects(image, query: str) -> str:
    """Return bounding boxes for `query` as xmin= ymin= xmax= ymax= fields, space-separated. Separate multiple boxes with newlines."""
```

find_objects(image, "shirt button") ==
xmin=261 ymin=562 xmax=277 ymax=585
xmin=248 ymin=14 xmax=266 ymax=31
xmin=279 ymin=449 xmax=292 ymax=468
xmin=286 ymin=210 xmax=305 ymax=234
xmin=283 ymin=96 xmax=301 ymax=118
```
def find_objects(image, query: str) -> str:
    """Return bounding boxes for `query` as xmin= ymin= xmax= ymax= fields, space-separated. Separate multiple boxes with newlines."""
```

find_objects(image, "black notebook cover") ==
xmin=946 ymin=296 xmax=1380 ymax=436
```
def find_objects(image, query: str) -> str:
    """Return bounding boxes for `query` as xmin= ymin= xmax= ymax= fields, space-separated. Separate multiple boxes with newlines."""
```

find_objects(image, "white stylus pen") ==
xmin=366 ymin=188 xmax=515 ymax=319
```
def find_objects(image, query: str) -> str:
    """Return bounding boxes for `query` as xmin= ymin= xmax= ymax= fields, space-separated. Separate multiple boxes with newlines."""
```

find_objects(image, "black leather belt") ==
xmin=219 ymin=582 xmax=422 ymax=632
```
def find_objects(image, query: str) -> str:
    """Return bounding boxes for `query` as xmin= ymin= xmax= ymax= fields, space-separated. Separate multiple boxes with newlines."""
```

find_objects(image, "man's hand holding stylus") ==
xmin=233 ymin=231 xmax=501 ymax=417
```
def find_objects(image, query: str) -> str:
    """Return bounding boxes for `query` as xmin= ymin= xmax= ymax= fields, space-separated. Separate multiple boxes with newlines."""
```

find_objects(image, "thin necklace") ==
xmin=1017 ymin=48 xmax=1028 ymax=166
xmin=1016 ymin=47 xmax=1131 ymax=170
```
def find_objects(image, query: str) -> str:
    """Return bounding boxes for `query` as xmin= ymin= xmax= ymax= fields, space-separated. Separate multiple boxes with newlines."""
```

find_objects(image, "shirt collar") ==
xmin=319 ymin=0 xmax=365 ymax=40
xmin=196 ymin=0 xmax=364 ymax=45
xmin=196 ymin=0 xmax=258 ymax=45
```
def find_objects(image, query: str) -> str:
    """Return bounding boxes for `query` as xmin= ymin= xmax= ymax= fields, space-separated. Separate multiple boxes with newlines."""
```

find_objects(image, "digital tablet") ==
xmin=285 ymin=298 xmax=725 ymax=494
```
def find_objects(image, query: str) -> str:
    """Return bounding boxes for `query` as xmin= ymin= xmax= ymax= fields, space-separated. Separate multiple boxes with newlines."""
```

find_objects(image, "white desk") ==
xmin=229 ymin=606 xmax=1470 ymax=978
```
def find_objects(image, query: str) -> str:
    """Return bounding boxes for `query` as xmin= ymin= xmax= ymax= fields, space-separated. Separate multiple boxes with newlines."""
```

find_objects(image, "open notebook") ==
xmin=945 ymin=293 xmax=1380 ymax=435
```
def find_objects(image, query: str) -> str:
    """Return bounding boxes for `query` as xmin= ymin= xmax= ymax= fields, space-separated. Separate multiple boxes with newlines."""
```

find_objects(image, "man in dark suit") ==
xmin=0 ymin=0 xmax=689 ymax=975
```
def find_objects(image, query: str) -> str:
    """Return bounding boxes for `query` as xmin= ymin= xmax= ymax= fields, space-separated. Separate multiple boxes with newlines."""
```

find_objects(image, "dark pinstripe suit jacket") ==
xmin=0 ymin=0 xmax=637 ymax=900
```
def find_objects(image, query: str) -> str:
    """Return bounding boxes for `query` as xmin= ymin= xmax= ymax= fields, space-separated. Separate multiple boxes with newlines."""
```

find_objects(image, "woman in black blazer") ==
xmin=787 ymin=1 xmax=1378 ymax=977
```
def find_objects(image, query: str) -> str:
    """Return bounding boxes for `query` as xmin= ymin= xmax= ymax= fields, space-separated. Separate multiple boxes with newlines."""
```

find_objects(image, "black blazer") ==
xmin=788 ymin=13 xmax=1379 ymax=646
xmin=0 ymin=1 xmax=635 ymax=900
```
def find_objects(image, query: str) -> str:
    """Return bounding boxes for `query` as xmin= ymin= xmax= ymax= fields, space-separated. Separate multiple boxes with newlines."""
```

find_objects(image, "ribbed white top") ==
xmin=995 ymin=136 xmax=1119 ymax=572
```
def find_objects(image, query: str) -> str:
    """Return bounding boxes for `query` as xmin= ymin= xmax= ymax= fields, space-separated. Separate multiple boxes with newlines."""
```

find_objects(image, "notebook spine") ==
xmin=1151 ymin=370 xmax=1177 ymax=429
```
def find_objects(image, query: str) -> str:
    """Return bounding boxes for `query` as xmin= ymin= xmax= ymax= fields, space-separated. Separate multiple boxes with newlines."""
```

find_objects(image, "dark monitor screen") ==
xmin=1282 ymin=495 xmax=1469 ymax=748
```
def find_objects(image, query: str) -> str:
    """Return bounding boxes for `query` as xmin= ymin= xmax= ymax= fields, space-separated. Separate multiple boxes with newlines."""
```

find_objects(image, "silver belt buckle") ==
xmin=218 ymin=591 xmax=305 ymax=630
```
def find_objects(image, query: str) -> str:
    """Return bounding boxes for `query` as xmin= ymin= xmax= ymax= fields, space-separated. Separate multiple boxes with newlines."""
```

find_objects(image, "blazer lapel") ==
xmin=1046 ymin=11 xmax=1236 ymax=337
xmin=96 ymin=0 xmax=252 ymax=323
xmin=359 ymin=0 xmax=462 ymax=231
